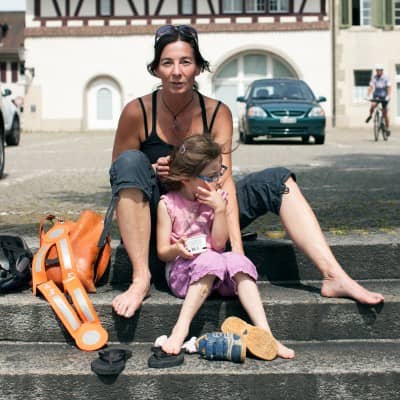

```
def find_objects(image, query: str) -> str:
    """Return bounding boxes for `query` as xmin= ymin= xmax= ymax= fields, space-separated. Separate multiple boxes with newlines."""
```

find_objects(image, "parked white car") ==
xmin=0 ymin=87 xmax=5 ymax=178
xmin=0 ymin=87 xmax=21 ymax=178
xmin=2 ymin=88 xmax=21 ymax=146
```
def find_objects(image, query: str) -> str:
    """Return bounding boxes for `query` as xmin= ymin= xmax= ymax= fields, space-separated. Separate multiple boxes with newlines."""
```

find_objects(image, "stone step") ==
xmin=24 ymin=233 xmax=400 ymax=284
xmin=109 ymin=238 xmax=400 ymax=285
xmin=0 ymin=340 xmax=399 ymax=400
xmin=2 ymin=280 xmax=398 ymax=343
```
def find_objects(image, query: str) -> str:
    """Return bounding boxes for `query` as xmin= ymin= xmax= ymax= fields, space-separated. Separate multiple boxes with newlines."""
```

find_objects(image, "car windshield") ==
xmin=250 ymin=81 xmax=314 ymax=101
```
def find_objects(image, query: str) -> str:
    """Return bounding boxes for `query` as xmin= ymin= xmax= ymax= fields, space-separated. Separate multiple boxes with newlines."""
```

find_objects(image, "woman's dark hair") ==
xmin=161 ymin=135 xmax=221 ymax=191
xmin=147 ymin=25 xmax=211 ymax=76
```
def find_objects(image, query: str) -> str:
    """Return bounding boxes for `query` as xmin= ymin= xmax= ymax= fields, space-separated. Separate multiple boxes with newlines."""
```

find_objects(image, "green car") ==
xmin=237 ymin=78 xmax=326 ymax=144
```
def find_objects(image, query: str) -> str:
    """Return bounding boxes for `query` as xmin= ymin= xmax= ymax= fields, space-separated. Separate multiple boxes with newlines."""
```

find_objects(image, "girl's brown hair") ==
xmin=161 ymin=135 xmax=221 ymax=191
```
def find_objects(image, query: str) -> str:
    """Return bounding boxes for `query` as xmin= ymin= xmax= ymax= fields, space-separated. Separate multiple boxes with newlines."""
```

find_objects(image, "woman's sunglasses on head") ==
xmin=198 ymin=165 xmax=228 ymax=183
xmin=155 ymin=25 xmax=198 ymax=45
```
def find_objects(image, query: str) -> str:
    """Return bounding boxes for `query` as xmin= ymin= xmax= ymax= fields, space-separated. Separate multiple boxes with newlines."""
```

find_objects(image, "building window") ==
xmin=97 ymin=88 xmax=113 ymax=120
xmin=98 ymin=0 xmax=113 ymax=16
xmin=34 ymin=0 xmax=40 ymax=17
xmin=246 ymin=0 xmax=266 ymax=13
xmin=395 ymin=1 xmax=400 ymax=25
xmin=269 ymin=0 xmax=289 ymax=13
xmin=222 ymin=0 xmax=242 ymax=13
xmin=0 ymin=62 xmax=6 ymax=82
xmin=213 ymin=52 xmax=296 ymax=118
xmin=352 ymin=0 xmax=372 ymax=26
xmin=353 ymin=69 xmax=372 ymax=102
xmin=11 ymin=62 xmax=18 ymax=83
xmin=396 ymin=65 xmax=400 ymax=119
xmin=181 ymin=0 xmax=193 ymax=14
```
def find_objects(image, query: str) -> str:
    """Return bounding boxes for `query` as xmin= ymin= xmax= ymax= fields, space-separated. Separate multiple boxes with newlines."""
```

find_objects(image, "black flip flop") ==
xmin=91 ymin=346 xmax=132 ymax=376
xmin=148 ymin=346 xmax=184 ymax=369
xmin=241 ymin=232 xmax=258 ymax=241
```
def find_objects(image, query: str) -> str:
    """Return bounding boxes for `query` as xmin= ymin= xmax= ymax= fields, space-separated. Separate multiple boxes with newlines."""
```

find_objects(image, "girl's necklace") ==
xmin=161 ymin=92 xmax=194 ymax=132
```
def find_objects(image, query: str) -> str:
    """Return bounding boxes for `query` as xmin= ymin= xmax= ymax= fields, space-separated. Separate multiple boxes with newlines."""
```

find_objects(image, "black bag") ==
xmin=0 ymin=234 xmax=32 ymax=292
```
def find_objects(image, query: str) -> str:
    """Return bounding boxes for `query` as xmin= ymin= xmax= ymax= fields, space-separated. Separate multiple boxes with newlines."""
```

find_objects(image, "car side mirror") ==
xmin=2 ymin=88 xmax=12 ymax=97
xmin=236 ymin=96 xmax=245 ymax=103
xmin=317 ymin=96 xmax=326 ymax=103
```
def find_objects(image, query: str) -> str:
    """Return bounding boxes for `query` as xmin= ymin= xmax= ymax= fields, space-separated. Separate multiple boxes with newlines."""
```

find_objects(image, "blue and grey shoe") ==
xmin=195 ymin=332 xmax=246 ymax=363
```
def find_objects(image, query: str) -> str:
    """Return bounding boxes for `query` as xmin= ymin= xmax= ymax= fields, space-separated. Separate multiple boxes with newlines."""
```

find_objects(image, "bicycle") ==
xmin=368 ymin=98 xmax=389 ymax=141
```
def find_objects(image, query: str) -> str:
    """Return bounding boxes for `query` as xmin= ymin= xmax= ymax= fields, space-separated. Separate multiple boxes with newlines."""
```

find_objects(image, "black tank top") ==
xmin=138 ymin=90 xmax=222 ymax=164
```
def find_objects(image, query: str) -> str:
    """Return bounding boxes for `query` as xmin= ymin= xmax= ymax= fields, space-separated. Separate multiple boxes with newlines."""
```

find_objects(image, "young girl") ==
xmin=156 ymin=135 xmax=295 ymax=360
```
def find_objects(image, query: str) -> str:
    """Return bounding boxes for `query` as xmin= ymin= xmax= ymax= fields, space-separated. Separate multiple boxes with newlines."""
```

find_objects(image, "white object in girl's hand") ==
xmin=185 ymin=235 xmax=207 ymax=254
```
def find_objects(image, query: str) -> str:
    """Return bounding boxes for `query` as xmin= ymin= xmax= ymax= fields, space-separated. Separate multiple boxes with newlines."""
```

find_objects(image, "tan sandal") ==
xmin=221 ymin=316 xmax=278 ymax=361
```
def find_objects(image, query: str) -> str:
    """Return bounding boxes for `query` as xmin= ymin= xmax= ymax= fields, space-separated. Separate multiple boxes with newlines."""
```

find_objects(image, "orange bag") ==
xmin=35 ymin=210 xmax=111 ymax=293
xmin=32 ymin=209 xmax=111 ymax=351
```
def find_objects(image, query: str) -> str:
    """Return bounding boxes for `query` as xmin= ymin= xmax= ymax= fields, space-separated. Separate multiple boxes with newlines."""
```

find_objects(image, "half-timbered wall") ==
xmin=28 ymin=0 xmax=328 ymax=25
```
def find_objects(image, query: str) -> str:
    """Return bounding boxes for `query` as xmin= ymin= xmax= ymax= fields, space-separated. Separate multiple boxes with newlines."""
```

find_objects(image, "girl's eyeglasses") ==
xmin=155 ymin=25 xmax=198 ymax=46
xmin=197 ymin=165 xmax=228 ymax=183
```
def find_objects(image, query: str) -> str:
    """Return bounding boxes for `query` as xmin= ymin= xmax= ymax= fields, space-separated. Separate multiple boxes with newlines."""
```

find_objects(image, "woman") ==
xmin=110 ymin=24 xmax=384 ymax=319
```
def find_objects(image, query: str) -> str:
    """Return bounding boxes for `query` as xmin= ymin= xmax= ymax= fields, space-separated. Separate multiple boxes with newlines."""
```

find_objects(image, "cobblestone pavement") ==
xmin=1 ymin=127 xmax=400 ymax=237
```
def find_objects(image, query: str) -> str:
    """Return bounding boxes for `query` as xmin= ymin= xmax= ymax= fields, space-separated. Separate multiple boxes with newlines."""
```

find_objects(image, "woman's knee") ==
xmin=109 ymin=150 xmax=155 ymax=199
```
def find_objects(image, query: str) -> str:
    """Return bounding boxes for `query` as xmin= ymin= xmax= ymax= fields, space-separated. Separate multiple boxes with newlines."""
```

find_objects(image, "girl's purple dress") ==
xmin=161 ymin=191 xmax=258 ymax=299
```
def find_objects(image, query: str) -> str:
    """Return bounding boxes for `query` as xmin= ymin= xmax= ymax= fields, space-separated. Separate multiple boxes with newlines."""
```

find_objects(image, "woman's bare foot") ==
xmin=112 ymin=275 xmax=151 ymax=318
xmin=321 ymin=274 xmax=384 ymax=305
xmin=276 ymin=340 xmax=295 ymax=359
xmin=161 ymin=326 xmax=189 ymax=355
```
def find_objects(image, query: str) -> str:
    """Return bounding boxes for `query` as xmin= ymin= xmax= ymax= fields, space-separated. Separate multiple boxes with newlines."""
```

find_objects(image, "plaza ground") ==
xmin=1 ymin=127 xmax=399 ymax=238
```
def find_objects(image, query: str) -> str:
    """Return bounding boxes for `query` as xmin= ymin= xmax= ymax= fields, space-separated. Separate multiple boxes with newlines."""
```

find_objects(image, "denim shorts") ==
xmin=109 ymin=150 xmax=295 ymax=229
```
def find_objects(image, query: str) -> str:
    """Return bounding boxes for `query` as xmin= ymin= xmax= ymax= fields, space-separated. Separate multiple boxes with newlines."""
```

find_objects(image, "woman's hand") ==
xmin=175 ymin=237 xmax=194 ymax=259
xmin=196 ymin=184 xmax=228 ymax=213
xmin=154 ymin=155 xmax=171 ymax=177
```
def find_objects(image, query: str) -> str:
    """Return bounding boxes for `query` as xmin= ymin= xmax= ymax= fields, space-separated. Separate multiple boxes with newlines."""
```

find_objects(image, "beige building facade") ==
xmin=334 ymin=0 xmax=400 ymax=127
xmin=23 ymin=0 xmax=331 ymax=132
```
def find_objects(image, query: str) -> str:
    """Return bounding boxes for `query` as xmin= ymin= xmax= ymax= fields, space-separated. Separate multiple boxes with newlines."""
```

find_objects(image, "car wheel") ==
xmin=243 ymin=131 xmax=253 ymax=144
xmin=314 ymin=136 xmax=325 ymax=145
xmin=6 ymin=117 xmax=20 ymax=146
xmin=0 ymin=131 xmax=5 ymax=179
xmin=301 ymin=136 xmax=310 ymax=144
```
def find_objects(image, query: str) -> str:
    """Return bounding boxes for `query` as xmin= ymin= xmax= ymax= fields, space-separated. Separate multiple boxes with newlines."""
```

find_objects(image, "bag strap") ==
xmin=38 ymin=215 xmax=64 ymax=245
xmin=38 ymin=280 xmax=108 ymax=351
xmin=32 ymin=223 xmax=108 ymax=351
xmin=98 ymin=196 xmax=117 ymax=248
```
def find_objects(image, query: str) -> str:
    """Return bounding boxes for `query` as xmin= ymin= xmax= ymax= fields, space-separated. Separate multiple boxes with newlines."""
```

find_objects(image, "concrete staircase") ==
xmin=1 ymin=235 xmax=399 ymax=400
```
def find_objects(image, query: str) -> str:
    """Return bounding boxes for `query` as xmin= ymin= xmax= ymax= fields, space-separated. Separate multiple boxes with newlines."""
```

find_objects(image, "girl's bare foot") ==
xmin=276 ymin=340 xmax=295 ymax=359
xmin=162 ymin=326 xmax=189 ymax=355
xmin=321 ymin=274 xmax=384 ymax=305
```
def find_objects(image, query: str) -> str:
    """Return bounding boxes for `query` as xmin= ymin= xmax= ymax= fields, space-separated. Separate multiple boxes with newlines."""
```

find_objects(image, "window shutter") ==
xmin=339 ymin=0 xmax=352 ymax=28
xmin=372 ymin=0 xmax=385 ymax=28
xmin=384 ymin=0 xmax=394 ymax=28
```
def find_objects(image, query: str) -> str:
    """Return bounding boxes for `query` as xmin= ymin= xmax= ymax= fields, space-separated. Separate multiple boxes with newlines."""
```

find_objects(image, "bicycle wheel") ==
xmin=373 ymin=111 xmax=380 ymax=141
xmin=382 ymin=123 xmax=388 ymax=141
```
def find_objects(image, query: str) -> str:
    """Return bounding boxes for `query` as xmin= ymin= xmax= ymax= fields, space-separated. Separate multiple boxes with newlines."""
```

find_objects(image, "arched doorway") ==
xmin=213 ymin=52 xmax=297 ymax=119
xmin=87 ymin=77 xmax=121 ymax=130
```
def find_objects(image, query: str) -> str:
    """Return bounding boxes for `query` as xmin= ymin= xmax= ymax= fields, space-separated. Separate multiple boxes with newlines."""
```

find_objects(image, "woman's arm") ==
xmin=157 ymin=200 xmax=193 ymax=261
xmin=210 ymin=102 xmax=244 ymax=254
xmin=111 ymin=99 xmax=144 ymax=162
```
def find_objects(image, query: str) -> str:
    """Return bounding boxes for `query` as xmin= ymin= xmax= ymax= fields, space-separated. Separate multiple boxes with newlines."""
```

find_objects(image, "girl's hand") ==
xmin=196 ymin=184 xmax=228 ymax=213
xmin=154 ymin=155 xmax=171 ymax=177
xmin=175 ymin=237 xmax=194 ymax=259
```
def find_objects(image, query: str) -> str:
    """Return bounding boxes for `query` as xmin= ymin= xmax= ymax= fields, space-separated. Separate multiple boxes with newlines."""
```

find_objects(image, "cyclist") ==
xmin=365 ymin=64 xmax=391 ymax=136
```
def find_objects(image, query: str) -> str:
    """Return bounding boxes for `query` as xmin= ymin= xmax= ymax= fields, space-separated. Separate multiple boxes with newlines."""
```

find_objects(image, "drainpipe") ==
xmin=331 ymin=0 xmax=336 ymax=127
